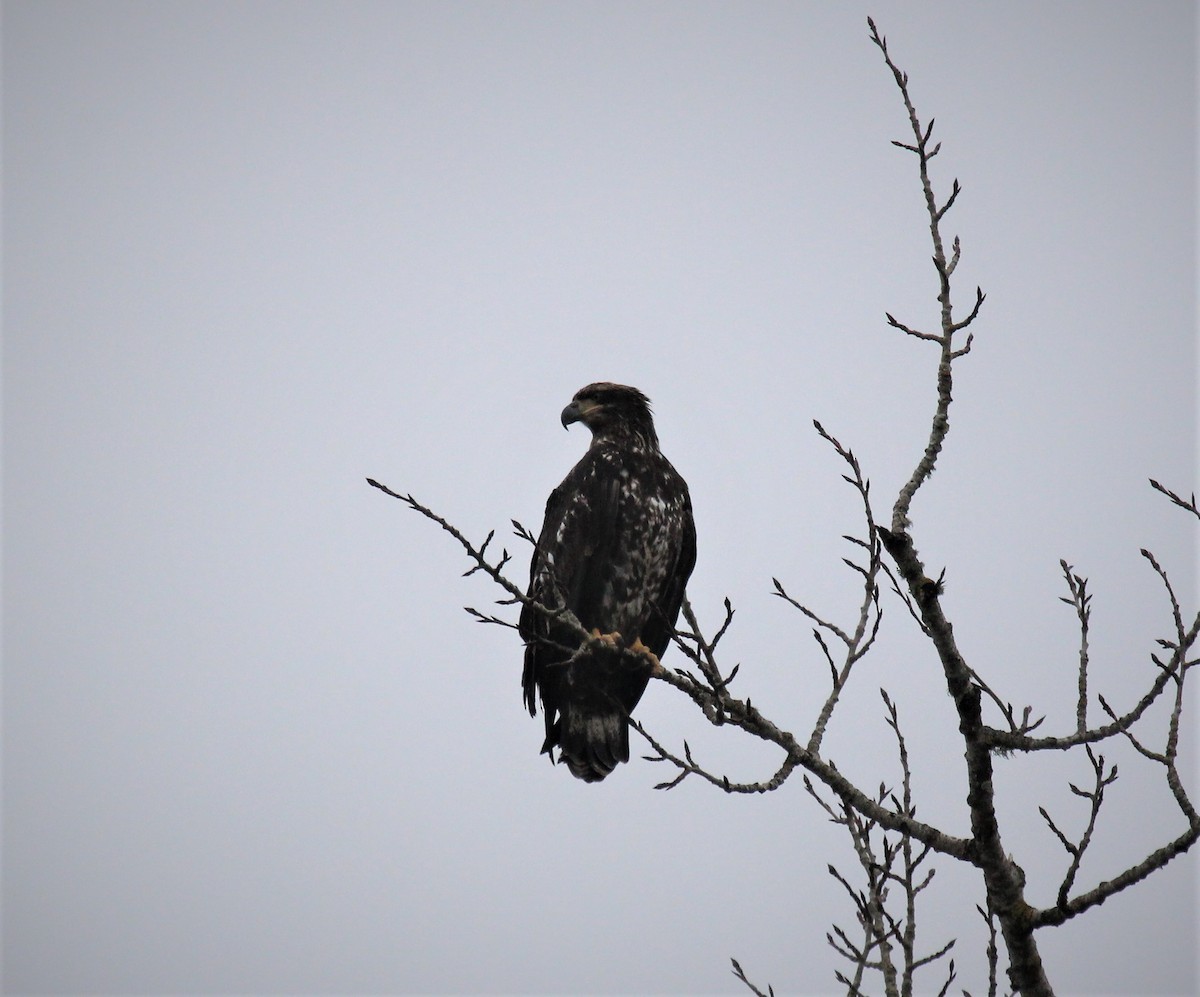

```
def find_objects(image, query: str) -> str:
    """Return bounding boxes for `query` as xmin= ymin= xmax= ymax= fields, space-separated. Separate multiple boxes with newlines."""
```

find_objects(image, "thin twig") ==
xmin=1058 ymin=561 xmax=1093 ymax=734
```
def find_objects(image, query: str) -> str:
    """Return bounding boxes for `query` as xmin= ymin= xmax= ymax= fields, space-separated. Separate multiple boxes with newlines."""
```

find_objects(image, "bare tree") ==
xmin=368 ymin=19 xmax=1197 ymax=997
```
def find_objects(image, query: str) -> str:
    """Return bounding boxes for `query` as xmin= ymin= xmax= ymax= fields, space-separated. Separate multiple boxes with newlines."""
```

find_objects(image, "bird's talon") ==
xmin=630 ymin=636 xmax=664 ymax=676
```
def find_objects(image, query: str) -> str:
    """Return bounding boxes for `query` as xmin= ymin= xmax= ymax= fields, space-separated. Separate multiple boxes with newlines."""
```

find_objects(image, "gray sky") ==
xmin=3 ymin=2 xmax=1196 ymax=994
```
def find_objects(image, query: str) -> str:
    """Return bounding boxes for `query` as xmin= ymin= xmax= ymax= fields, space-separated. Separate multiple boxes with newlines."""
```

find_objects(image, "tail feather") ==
xmin=558 ymin=708 xmax=629 ymax=783
xmin=530 ymin=639 xmax=651 ymax=782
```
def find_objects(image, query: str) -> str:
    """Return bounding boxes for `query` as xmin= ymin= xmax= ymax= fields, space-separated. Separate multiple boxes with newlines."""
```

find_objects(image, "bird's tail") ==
xmin=556 ymin=707 xmax=629 ymax=783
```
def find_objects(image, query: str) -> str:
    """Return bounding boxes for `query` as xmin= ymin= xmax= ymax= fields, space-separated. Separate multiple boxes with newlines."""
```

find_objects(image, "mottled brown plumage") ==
xmin=520 ymin=383 xmax=696 ymax=781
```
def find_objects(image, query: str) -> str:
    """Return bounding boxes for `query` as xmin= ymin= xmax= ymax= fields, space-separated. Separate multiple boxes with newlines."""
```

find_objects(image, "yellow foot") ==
xmin=630 ymin=637 xmax=664 ymax=676
xmin=589 ymin=628 xmax=622 ymax=647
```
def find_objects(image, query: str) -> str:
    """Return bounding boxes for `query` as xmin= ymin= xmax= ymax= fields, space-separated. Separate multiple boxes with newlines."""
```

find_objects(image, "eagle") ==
xmin=520 ymin=382 xmax=697 ymax=782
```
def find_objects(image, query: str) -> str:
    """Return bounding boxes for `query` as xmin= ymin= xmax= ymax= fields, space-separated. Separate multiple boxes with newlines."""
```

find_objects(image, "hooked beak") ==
xmin=560 ymin=400 xmax=582 ymax=429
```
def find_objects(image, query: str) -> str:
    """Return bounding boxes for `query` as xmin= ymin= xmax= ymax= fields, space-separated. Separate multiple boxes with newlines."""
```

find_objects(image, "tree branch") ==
xmin=868 ymin=17 xmax=984 ymax=535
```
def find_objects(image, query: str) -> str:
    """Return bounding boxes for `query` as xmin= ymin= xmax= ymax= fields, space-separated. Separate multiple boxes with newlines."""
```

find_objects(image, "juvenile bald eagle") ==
xmin=520 ymin=382 xmax=696 ymax=782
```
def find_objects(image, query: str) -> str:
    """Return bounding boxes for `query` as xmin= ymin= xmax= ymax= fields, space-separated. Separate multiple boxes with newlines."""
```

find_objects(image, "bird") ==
xmin=520 ymin=382 xmax=697 ymax=782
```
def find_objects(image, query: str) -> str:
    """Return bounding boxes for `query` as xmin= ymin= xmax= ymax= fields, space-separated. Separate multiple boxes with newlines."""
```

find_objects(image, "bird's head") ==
xmin=561 ymin=382 xmax=659 ymax=450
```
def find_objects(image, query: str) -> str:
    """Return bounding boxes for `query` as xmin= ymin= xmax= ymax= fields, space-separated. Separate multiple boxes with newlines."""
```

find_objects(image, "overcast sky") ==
xmin=4 ymin=2 xmax=1197 ymax=994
